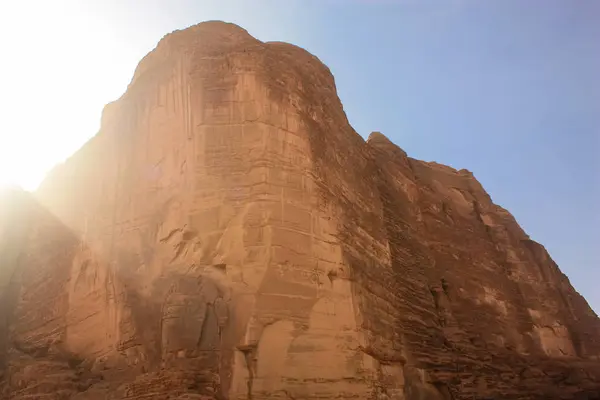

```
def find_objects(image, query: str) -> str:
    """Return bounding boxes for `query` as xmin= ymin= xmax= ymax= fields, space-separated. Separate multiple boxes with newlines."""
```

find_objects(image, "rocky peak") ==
xmin=130 ymin=21 xmax=258 ymax=87
xmin=367 ymin=130 xmax=391 ymax=143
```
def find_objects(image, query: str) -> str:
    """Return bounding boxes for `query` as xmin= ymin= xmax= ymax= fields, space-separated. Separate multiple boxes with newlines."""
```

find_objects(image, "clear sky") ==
xmin=0 ymin=0 xmax=598 ymax=312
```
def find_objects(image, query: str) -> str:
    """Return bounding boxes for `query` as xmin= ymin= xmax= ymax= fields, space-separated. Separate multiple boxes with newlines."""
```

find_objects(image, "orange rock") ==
xmin=1 ymin=21 xmax=599 ymax=400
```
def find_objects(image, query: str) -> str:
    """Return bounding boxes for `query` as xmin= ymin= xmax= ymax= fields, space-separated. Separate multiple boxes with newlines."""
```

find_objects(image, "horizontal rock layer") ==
xmin=1 ymin=21 xmax=599 ymax=400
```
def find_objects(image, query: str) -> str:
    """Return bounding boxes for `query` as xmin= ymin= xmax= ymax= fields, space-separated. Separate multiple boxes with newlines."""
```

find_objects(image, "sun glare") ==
xmin=0 ymin=0 xmax=252 ymax=191
xmin=0 ymin=1 xmax=137 ymax=191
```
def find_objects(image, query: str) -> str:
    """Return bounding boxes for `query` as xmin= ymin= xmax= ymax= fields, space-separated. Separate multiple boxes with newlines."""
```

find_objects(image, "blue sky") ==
xmin=1 ymin=0 xmax=598 ymax=311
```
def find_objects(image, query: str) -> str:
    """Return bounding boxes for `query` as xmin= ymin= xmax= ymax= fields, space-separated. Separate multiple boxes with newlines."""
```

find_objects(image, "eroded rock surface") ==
xmin=1 ymin=21 xmax=599 ymax=399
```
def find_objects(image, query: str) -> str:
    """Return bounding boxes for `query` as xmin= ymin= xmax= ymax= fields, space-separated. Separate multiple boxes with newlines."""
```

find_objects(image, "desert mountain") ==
xmin=1 ymin=21 xmax=599 ymax=400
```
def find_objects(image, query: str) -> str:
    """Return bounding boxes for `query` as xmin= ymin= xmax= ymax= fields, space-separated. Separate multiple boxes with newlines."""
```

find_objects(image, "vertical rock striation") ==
xmin=0 ymin=21 xmax=599 ymax=399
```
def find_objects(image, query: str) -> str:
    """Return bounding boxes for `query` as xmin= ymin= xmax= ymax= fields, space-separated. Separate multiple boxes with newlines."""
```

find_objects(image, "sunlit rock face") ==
xmin=1 ymin=21 xmax=600 ymax=400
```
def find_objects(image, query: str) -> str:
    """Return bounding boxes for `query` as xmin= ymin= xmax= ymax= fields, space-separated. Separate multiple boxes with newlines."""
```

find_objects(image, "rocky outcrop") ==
xmin=1 ymin=21 xmax=599 ymax=399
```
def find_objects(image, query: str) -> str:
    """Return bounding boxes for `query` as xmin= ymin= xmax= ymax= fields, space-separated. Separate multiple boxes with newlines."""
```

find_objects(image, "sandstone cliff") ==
xmin=1 ymin=21 xmax=599 ymax=400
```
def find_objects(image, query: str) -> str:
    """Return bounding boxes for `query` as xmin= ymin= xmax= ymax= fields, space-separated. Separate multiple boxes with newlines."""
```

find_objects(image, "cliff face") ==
xmin=1 ymin=21 xmax=599 ymax=400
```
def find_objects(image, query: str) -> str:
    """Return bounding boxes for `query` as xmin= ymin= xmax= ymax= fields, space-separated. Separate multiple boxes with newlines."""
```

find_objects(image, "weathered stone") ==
xmin=1 ymin=21 xmax=599 ymax=399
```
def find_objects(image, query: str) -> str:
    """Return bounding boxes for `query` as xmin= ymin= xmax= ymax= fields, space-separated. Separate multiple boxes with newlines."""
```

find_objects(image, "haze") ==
xmin=0 ymin=0 xmax=598 ymax=312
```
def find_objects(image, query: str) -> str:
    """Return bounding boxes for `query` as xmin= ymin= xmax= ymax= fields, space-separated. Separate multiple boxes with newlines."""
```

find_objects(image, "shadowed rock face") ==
xmin=1 ymin=21 xmax=600 ymax=400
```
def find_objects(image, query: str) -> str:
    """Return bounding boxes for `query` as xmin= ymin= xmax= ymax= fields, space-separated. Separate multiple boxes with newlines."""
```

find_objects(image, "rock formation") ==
xmin=1 ymin=21 xmax=599 ymax=399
